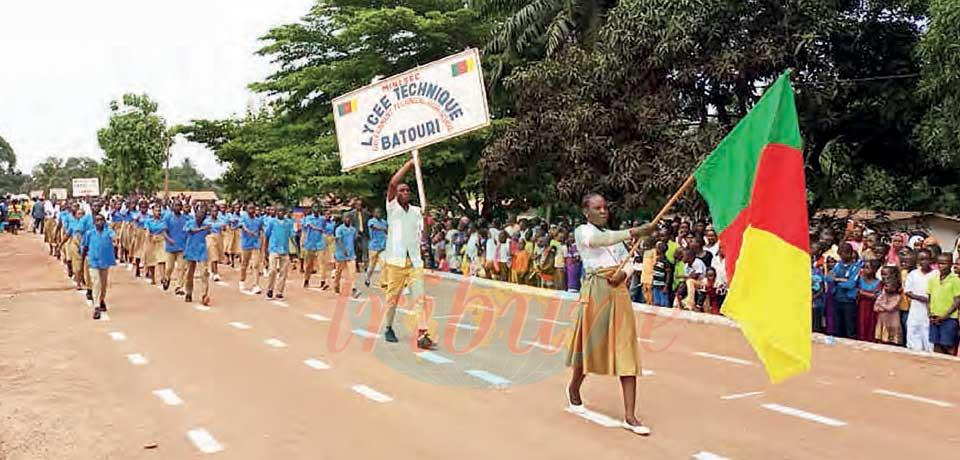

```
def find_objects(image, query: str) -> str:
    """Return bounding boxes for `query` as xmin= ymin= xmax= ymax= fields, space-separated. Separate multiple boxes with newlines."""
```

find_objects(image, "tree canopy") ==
xmin=97 ymin=94 xmax=172 ymax=195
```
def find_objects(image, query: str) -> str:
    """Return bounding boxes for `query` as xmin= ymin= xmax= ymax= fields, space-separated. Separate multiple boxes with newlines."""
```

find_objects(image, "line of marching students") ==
xmin=43 ymin=196 xmax=378 ymax=320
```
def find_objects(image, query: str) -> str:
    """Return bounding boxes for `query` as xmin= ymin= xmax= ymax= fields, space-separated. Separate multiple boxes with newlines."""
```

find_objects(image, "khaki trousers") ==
xmin=303 ymin=249 xmax=329 ymax=284
xmin=241 ymin=248 xmax=263 ymax=286
xmin=185 ymin=260 xmax=210 ymax=298
xmin=334 ymin=260 xmax=356 ymax=294
xmin=89 ymin=268 xmax=109 ymax=303
xmin=266 ymin=253 xmax=289 ymax=294
xmin=165 ymin=251 xmax=187 ymax=290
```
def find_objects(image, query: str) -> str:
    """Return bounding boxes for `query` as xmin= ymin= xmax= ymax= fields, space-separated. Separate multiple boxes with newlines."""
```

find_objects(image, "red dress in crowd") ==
xmin=856 ymin=277 xmax=881 ymax=342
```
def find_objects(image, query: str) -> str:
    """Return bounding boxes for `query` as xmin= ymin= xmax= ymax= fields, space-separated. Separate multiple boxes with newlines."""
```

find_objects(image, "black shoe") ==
xmin=303 ymin=280 xmax=309 ymax=288
xmin=266 ymin=290 xmax=273 ymax=299
xmin=319 ymin=282 xmax=329 ymax=291
xmin=384 ymin=327 xmax=398 ymax=343
xmin=364 ymin=278 xmax=371 ymax=287
xmin=86 ymin=290 xmax=93 ymax=301
xmin=185 ymin=294 xmax=192 ymax=303
xmin=351 ymin=289 xmax=362 ymax=299
xmin=417 ymin=331 xmax=437 ymax=350
xmin=162 ymin=279 xmax=170 ymax=291
xmin=277 ymin=294 xmax=284 ymax=300
xmin=100 ymin=301 xmax=107 ymax=312
xmin=93 ymin=308 xmax=101 ymax=320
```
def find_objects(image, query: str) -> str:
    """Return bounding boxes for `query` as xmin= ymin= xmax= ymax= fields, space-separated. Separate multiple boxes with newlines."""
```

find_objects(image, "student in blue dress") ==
xmin=58 ymin=204 xmax=75 ymax=276
xmin=301 ymin=205 xmax=329 ymax=290
xmin=184 ymin=206 xmax=212 ymax=305
xmin=82 ymin=214 xmax=116 ymax=320
xmin=69 ymin=207 xmax=94 ymax=298
xmin=264 ymin=206 xmax=294 ymax=300
xmin=364 ymin=208 xmax=388 ymax=288
xmin=334 ymin=214 xmax=361 ymax=298
xmin=143 ymin=206 xmax=168 ymax=285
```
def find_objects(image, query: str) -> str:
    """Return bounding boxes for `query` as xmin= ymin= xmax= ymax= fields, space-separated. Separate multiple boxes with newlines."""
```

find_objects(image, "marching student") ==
xmin=81 ymin=214 xmax=116 ymax=320
xmin=227 ymin=203 xmax=243 ymax=267
xmin=131 ymin=201 xmax=150 ymax=277
xmin=184 ymin=206 xmax=213 ymax=305
xmin=301 ymin=205 xmax=329 ymax=290
xmin=264 ymin=205 xmax=294 ymax=300
xmin=205 ymin=206 xmax=227 ymax=282
xmin=67 ymin=207 xmax=91 ymax=294
xmin=143 ymin=205 xmax=167 ymax=285
xmin=381 ymin=159 xmax=435 ymax=350
xmin=333 ymin=213 xmax=361 ymax=298
xmin=239 ymin=204 xmax=265 ymax=293
xmin=364 ymin=208 xmax=387 ymax=288
xmin=43 ymin=197 xmax=59 ymax=255
xmin=162 ymin=201 xmax=190 ymax=295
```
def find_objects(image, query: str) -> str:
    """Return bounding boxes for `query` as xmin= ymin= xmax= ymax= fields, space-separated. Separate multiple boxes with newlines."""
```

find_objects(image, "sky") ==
xmin=0 ymin=0 xmax=315 ymax=179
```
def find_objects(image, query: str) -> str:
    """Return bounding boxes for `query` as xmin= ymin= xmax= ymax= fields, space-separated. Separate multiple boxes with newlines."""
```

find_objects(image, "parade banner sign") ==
xmin=29 ymin=190 xmax=44 ymax=198
xmin=332 ymin=49 xmax=491 ymax=171
xmin=72 ymin=178 xmax=100 ymax=197
xmin=49 ymin=188 xmax=68 ymax=200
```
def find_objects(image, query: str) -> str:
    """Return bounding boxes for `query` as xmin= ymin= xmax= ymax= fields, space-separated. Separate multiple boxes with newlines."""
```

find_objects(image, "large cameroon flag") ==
xmin=693 ymin=72 xmax=811 ymax=383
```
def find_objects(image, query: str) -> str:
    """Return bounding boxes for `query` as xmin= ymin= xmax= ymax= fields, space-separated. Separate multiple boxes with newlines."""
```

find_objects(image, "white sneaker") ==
xmin=621 ymin=420 xmax=651 ymax=436
xmin=403 ymin=287 xmax=411 ymax=295
xmin=251 ymin=286 xmax=262 ymax=294
xmin=239 ymin=281 xmax=246 ymax=291
xmin=564 ymin=386 xmax=586 ymax=414
xmin=212 ymin=274 xmax=221 ymax=282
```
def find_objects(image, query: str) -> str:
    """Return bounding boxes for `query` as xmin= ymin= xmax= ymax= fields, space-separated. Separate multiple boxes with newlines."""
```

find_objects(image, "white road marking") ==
xmin=214 ymin=281 xmax=229 ymax=287
xmin=564 ymin=406 xmax=621 ymax=427
xmin=304 ymin=358 xmax=331 ymax=370
xmin=264 ymin=338 xmax=287 ymax=348
xmin=641 ymin=370 xmax=656 ymax=377
xmin=349 ymin=297 xmax=371 ymax=302
xmin=126 ymin=353 xmax=148 ymax=366
xmin=537 ymin=318 xmax=570 ymax=326
xmin=351 ymin=329 xmax=380 ymax=339
xmin=465 ymin=369 xmax=511 ymax=388
xmin=873 ymin=389 xmax=954 ymax=408
xmin=228 ymin=321 xmax=252 ymax=330
xmin=521 ymin=340 xmax=559 ymax=352
xmin=693 ymin=451 xmax=732 ymax=460
xmin=693 ymin=352 xmax=754 ymax=366
xmin=152 ymin=388 xmax=184 ymax=406
xmin=194 ymin=305 xmax=211 ymax=311
xmin=721 ymin=391 xmax=765 ymax=400
xmin=434 ymin=314 xmax=463 ymax=319
xmin=761 ymin=403 xmax=846 ymax=427
xmin=272 ymin=301 xmax=290 ymax=307
xmin=100 ymin=312 xmax=110 ymax=321
xmin=108 ymin=331 xmax=127 ymax=341
xmin=351 ymin=384 xmax=393 ymax=403
xmin=395 ymin=307 xmax=415 ymax=316
xmin=186 ymin=428 xmax=224 ymax=454
xmin=305 ymin=313 xmax=331 ymax=322
xmin=240 ymin=290 xmax=256 ymax=296
xmin=637 ymin=338 xmax=655 ymax=343
xmin=415 ymin=351 xmax=454 ymax=364
xmin=449 ymin=323 xmax=479 ymax=331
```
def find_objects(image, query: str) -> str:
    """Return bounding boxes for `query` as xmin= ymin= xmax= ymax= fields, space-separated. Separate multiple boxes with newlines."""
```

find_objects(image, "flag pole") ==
xmin=412 ymin=149 xmax=427 ymax=213
xmin=617 ymin=174 xmax=696 ymax=271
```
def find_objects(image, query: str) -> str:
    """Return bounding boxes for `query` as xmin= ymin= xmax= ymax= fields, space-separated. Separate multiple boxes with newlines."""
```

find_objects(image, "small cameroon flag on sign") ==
xmin=337 ymin=100 xmax=357 ymax=116
xmin=451 ymin=58 xmax=475 ymax=77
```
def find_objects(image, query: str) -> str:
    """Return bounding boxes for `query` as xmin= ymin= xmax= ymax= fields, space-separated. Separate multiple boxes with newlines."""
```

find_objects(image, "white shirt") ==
xmin=485 ymin=238 xmax=497 ymax=261
xmin=574 ymin=224 xmax=629 ymax=271
xmin=711 ymin=255 xmax=728 ymax=288
xmin=80 ymin=201 xmax=92 ymax=216
xmin=685 ymin=258 xmax=706 ymax=278
xmin=705 ymin=242 xmax=720 ymax=256
xmin=905 ymin=268 xmax=939 ymax=316
xmin=44 ymin=201 xmax=58 ymax=218
xmin=465 ymin=233 xmax=479 ymax=260
xmin=384 ymin=198 xmax=423 ymax=268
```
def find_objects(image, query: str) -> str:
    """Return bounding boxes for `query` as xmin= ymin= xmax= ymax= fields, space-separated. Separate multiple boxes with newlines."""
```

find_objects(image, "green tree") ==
xmin=186 ymin=0 xmax=495 ymax=214
xmin=166 ymin=158 xmax=215 ymax=191
xmin=28 ymin=156 xmax=101 ymax=194
xmin=917 ymin=0 xmax=960 ymax=168
xmin=97 ymin=94 xmax=171 ymax=195
xmin=473 ymin=0 xmax=615 ymax=57
xmin=0 ymin=135 xmax=27 ymax=194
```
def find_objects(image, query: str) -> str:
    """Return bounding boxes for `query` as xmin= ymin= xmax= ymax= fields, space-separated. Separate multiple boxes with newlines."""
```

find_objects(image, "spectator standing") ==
xmin=904 ymin=249 xmax=937 ymax=351
xmin=856 ymin=260 xmax=881 ymax=342
xmin=829 ymin=243 xmax=863 ymax=339
xmin=874 ymin=278 xmax=904 ymax=345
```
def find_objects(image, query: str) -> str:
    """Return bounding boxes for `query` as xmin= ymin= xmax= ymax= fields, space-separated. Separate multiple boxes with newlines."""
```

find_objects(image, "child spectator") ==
xmin=564 ymin=234 xmax=581 ymax=293
xmin=812 ymin=247 xmax=827 ymax=333
xmin=874 ymin=277 xmax=904 ymax=345
xmin=651 ymin=241 xmax=672 ymax=307
xmin=829 ymin=243 xmax=863 ymax=339
xmin=904 ymin=249 xmax=937 ymax=351
xmin=856 ymin=260 xmax=881 ymax=342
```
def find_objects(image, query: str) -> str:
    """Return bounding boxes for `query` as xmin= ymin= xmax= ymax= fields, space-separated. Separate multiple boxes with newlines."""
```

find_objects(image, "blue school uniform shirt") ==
xmin=857 ymin=276 xmax=881 ymax=296
xmin=302 ymin=214 xmax=327 ymax=251
xmin=82 ymin=227 xmax=117 ymax=269
xmin=204 ymin=215 xmax=226 ymax=234
xmin=831 ymin=259 xmax=863 ymax=303
xmin=183 ymin=218 xmax=210 ymax=262
xmin=145 ymin=217 xmax=166 ymax=235
xmin=812 ymin=266 xmax=826 ymax=310
xmin=110 ymin=209 xmax=127 ymax=223
xmin=265 ymin=217 xmax=294 ymax=255
xmin=240 ymin=214 xmax=264 ymax=250
xmin=367 ymin=217 xmax=387 ymax=251
xmin=229 ymin=212 xmax=243 ymax=229
xmin=70 ymin=214 xmax=93 ymax=238
xmin=335 ymin=224 xmax=357 ymax=261
xmin=163 ymin=213 xmax=190 ymax=252
xmin=60 ymin=211 xmax=74 ymax=231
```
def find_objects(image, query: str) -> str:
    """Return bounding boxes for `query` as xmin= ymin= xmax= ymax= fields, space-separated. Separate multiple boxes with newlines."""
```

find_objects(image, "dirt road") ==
xmin=2 ymin=232 xmax=958 ymax=459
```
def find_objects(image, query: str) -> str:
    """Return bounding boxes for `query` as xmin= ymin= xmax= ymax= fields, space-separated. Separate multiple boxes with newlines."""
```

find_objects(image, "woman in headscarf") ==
xmin=565 ymin=192 xmax=654 ymax=436
xmin=886 ymin=232 xmax=909 ymax=267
